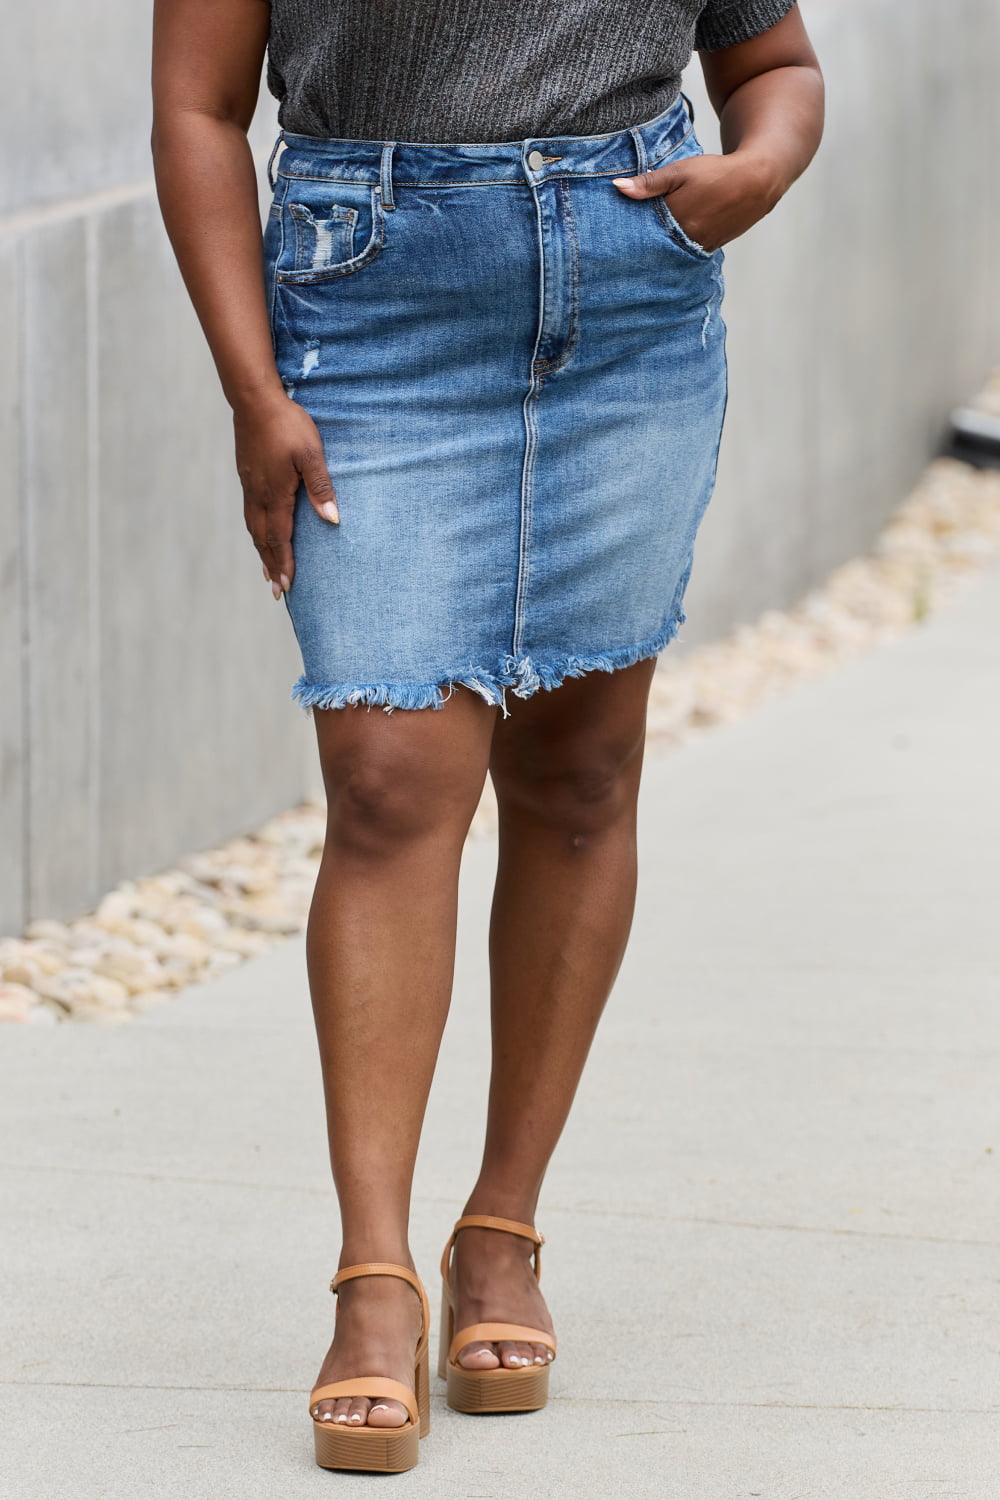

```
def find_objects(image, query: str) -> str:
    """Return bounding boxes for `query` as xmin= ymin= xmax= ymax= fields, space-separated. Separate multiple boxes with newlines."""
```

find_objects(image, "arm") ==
xmin=612 ymin=6 xmax=824 ymax=252
xmin=151 ymin=0 xmax=338 ymax=599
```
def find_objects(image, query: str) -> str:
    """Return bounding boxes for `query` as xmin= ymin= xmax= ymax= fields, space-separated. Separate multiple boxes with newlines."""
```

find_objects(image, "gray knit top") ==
xmin=266 ymin=1 xmax=797 ymax=143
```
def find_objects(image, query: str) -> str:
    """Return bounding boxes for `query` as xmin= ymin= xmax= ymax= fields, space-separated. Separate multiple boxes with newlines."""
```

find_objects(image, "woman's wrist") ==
xmin=227 ymin=378 xmax=291 ymax=419
xmin=724 ymin=146 xmax=792 ymax=211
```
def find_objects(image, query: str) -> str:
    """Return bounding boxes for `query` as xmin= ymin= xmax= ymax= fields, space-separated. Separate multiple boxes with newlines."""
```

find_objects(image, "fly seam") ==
xmin=534 ymin=177 xmax=581 ymax=376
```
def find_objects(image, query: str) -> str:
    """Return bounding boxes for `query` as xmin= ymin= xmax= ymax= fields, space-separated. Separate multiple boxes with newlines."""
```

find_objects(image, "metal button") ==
xmin=526 ymin=150 xmax=545 ymax=171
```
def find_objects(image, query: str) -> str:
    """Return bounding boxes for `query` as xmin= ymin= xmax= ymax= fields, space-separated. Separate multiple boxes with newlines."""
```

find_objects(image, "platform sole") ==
xmin=445 ymin=1359 xmax=549 ymax=1414
xmin=314 ymin=1418 xmax=420 ymax=1472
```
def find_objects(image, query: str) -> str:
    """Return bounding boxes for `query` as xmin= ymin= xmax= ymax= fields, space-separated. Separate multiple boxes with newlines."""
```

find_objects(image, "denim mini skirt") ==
xmin=263 ymin=94 xmax=728 ymax=713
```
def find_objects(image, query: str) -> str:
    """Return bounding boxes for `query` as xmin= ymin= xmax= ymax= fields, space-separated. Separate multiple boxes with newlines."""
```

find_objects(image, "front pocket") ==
xmin=276 ymin=181 xmax=385 ymax=283
xmin=651 ymin=195 xmax=713 ymax=261
xmin=289 ymin=202 xmax=359 ymax=271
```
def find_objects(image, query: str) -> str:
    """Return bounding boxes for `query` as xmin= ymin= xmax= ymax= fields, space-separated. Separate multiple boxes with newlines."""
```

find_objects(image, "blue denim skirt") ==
xmin=263 ymin=94 xmax=728 ymax=713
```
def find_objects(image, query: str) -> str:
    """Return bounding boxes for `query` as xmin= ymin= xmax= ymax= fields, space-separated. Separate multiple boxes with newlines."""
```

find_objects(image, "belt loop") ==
xmin=266 ymin=135 xmax=284 ymax=192
xmin=379 ymin=142 xmax=396 ymax=211
xmin=629 ymin=125 xmax=648 ymax=179
xmin=680 ymin=90 xmax=696 ymax=126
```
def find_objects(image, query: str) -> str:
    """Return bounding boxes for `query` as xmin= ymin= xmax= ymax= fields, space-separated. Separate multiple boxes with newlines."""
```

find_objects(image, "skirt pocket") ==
xmin=650 ymin=194 xmax=714 ymax=262
xmin=290 ymin=201 xmax=359 ymax=270
xmin=276 ymin=180 xmax=386 ymax=283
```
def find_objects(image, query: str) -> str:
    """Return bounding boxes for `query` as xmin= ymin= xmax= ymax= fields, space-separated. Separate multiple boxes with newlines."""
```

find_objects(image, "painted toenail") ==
xmin=349 ymin=1414 xmax=363 ymax=1424
xmin=334 ymin=1413 xmax=348 ymax=1423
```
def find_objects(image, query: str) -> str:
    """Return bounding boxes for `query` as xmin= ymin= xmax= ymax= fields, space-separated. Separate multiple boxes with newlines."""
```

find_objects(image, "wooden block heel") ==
xmin=313 ymin=1411 xmax=420 ymax=1473
xmin=309 ymin=1262 xmax=431 ymax=1473
xmin=438 ymin=1214 xmax=557 ymax=1415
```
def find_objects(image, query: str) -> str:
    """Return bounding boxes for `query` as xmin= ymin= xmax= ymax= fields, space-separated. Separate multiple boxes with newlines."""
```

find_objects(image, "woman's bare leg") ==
xmin=449 ymin=659 xmax=657 ymax=1370
xmin=307 ymin=692 xmax=496 ymax=1427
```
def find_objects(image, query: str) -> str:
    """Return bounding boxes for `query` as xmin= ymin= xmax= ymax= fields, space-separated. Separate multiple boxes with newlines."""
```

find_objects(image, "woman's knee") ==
xmin=320 ymin=745 xmax=477 ymax=858
xmin=327 ymin=761 xmax=440 ymax=855
xmin=492 ymin=733 xmax=643 ymax=837
xmin=314 ymin=696 xmax=494 ymax=857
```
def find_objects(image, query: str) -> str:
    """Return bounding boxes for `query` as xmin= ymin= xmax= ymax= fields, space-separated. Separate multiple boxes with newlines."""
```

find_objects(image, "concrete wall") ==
xmin=681 ymin=0 xmax=1000 ymax=641
xmin=1 ymin=0 xmax=998 ymax=931
xmin=1 ymin=3 xmax=302 ymax=935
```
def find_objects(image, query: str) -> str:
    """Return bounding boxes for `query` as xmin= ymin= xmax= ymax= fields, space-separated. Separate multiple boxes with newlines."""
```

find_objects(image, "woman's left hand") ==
xmin=612 ymin=151 xmax=782 ymax=253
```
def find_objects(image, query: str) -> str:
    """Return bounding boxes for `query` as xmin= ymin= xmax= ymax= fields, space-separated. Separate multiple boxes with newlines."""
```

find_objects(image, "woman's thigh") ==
xmin=314 ymin=692 xmax=497 ymax=849
xmin=489 ymin=659 xmax=656 ymax=822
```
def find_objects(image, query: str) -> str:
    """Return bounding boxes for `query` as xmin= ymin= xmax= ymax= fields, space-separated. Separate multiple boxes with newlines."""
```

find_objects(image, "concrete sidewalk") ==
xmin=3 ymin=568 xmax=999 ymax=1500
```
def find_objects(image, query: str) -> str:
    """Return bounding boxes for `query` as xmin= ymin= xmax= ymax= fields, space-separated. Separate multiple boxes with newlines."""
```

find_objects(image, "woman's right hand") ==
xmin=234 ymin=392 xmax=340 ymax=599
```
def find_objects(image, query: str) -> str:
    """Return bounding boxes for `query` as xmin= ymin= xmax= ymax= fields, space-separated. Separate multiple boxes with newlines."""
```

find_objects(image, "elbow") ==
xmin=150 ymin=102 xmax=250 ymax=164
xmin=150 ymin=109 xmax=183 ymax=164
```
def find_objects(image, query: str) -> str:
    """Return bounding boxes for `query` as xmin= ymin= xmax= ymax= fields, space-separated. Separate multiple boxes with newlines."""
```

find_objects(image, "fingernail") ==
xmin=272 ymin=583 xmax=282 ymax=600
xmin=321 ymin=501 xmax=339 ymax=524
xmin=263 ymin=563 xmax=270 ymax=581
xmin=612 ymin=176 xmax=635 ymax=187
xmin=279 ymin=573 xmax=291 ymax=592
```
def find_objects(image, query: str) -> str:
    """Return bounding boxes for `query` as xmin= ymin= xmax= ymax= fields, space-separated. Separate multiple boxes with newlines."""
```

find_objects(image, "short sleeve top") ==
xmin=265 ymin=0 xmax=798 ymax=143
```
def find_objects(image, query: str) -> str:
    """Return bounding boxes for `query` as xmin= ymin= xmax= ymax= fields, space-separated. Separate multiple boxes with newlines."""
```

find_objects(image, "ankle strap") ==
xmin=440 ymin=1215 xmax=544 ymax=1284
xmin=330 ymin=1262 xmax=430 ymax=1348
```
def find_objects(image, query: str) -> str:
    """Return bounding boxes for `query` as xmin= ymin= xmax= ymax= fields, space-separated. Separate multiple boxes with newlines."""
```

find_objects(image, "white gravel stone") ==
xmin=23 ymin=919 xmax=73 ymax=944
xmin=25 ymin=1003 xmax=59 ymax=1026
xmin=92 ymin=953 xmax=168 ymax=995
xmin=0 ymin=984 xmax=37 ymax=1023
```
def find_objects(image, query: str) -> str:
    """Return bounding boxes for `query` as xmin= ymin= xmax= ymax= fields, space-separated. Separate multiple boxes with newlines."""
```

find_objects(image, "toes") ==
xmin=345 ymin=1397 xmax=370 ymax=1426
xmin=367 ymin=1399 xmax=409 ymax=1429
xmin=312 ymin=1395 xmax=408 ymax=1429
xmin=497 ymin=1341 xmax=534 ymax=1368
xmin=456 ymin=1340 xmax=501 ymax=1370
xmin=459 ymin=1340 xmax=548 ymax=1370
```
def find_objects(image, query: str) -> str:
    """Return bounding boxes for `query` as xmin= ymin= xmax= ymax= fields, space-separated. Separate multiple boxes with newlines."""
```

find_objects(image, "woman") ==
xmin=152 ymin=0 xmax=823 ymax=1473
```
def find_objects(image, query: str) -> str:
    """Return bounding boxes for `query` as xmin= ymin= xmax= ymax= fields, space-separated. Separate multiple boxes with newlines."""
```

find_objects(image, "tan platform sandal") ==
xmin=309 ymin=1262 xmax=431 ymax=1473
xmin=438 ymin=1214 xmax=557 ymax=1413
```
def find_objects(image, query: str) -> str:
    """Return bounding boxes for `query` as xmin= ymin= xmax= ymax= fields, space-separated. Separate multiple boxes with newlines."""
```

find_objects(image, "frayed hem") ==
xmin=291 ymin=614 xmax=684 ymax=716
xmin=290 ymin=664 xmax=506 ymax=715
